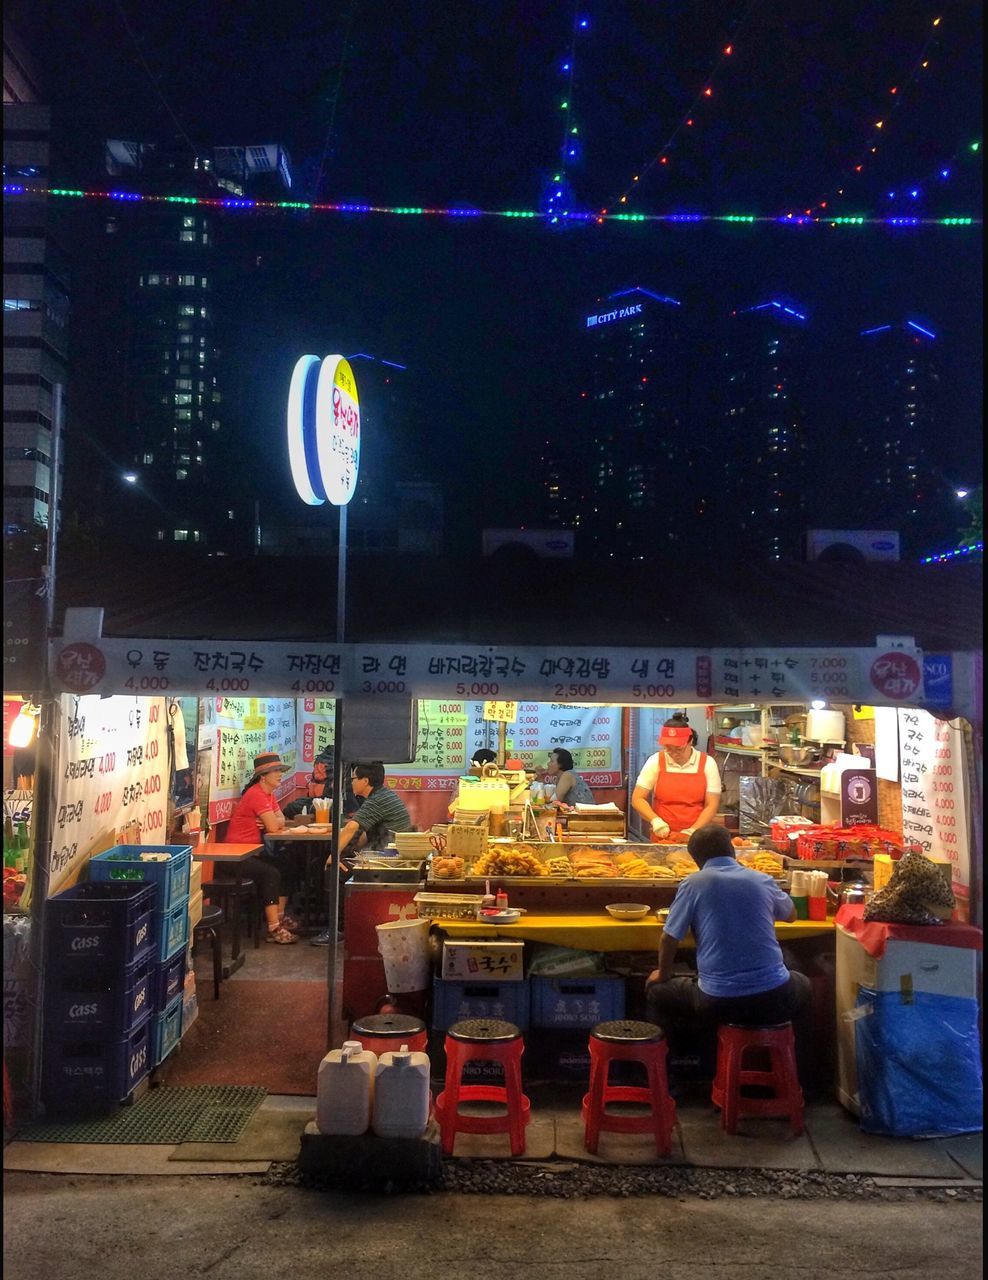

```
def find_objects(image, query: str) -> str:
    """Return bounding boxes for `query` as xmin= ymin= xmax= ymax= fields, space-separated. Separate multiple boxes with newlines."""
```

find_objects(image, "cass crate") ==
xmin=47 ymin=954 xmax=154 ymax=1037
xmin=152 ymin=995 xmax=184 ymax=1066
xmin=431 ymin=977 xmax=530 ymax=1031
xmin=42 ymin=1016 xmax=152 ymax=1115
xmin=47 ymin=882 xmax=157 ymax=975
xmin=156 ymin=897 xmax=191 ymax=962
xmin=154 ymin=950 xmax=187 ymax=1010
xmin=89 ymin=844 xmax=192 ymax=913
xmin=531 ymin=976 xmax=626 ymax=1030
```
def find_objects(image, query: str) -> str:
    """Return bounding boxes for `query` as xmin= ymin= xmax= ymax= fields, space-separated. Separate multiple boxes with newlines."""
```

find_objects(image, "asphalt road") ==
xmin=3 ymin=1173 xmax=982 ymax=1280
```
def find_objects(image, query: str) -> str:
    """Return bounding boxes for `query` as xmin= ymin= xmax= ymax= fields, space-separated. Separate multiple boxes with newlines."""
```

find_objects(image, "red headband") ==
xmin=659 ymin=725 xmax=692 ymax=748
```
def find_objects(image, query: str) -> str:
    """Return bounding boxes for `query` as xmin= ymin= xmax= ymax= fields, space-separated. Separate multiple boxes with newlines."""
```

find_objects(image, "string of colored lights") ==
xmin=920 ymin=541 xmax=983 ymax=565
xmin=884 ymin=138 xmax=981 ymax=211
xmin=544 ymin=9 xmax=591 ymax=224
xmin=598 ymin=0 xmax=759 ymax=222
xmin=790 ymin=13 xmax=946 ymax=219
xmin=2 ymin=184 xmax=978 ymax=227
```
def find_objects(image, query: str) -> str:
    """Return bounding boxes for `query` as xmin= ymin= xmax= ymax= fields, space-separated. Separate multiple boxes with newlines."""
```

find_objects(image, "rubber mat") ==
xmin=15 ymin=1085 xmax=266 ymax=1145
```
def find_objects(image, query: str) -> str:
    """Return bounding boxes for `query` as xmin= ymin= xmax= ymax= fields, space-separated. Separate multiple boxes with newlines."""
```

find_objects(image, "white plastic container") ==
xmin=316 ymin=1041 xmax=378 ymax=1135
xmin=456 ymin=778 xmax=510 ymax=813
xmin=372 ymin=1043 xmax=431 ymax=1139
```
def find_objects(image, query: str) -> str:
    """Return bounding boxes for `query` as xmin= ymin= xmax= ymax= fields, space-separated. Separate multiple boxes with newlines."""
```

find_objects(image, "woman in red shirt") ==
xmin=224 ymin=752 xmax=298 ymax=944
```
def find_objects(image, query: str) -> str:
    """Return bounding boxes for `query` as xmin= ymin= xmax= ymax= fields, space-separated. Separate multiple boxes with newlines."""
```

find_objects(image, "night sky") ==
xmin=11 ymin=0 xmax=984 ymax=544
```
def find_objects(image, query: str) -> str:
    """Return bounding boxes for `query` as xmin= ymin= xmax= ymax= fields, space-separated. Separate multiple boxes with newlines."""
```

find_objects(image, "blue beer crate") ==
xmin=152 ymin=994 xmax=184 ymax=1066
xmin=530 ymin=976 xmax=626 ymax=1030
xmin=47 ymin=882 xmax=157 ymax=975
xmin=89 ymin=844 xmax=192 ymax=913
xmin=47 ymin=954 xmax=154 ymax=1037
xmin=154 ymin=951 xmax=187 ymax=1010
xmin=42 ymin=1016 xmax=152 ymax=1115
xmin=431 ymin=977 xmax=530 ymax=1032
xmin=156 ymin=896 xmax=190 ymax=963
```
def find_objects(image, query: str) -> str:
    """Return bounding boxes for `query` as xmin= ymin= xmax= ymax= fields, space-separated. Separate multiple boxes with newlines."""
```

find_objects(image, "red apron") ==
xmin=651 ymin=751 xmax=709 ymax=837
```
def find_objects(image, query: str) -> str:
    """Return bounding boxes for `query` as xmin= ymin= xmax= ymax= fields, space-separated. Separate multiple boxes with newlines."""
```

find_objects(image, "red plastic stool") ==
xmin=581 ymin=1020 xmax=676 ymax=1157
xmin=434 ymin=1019 xmax=530 ymax=1157
xmin=351 ymin=1013 xmax=429 ymax=1057
xmin=711 ymin=1022 xmax=804 ymax=1136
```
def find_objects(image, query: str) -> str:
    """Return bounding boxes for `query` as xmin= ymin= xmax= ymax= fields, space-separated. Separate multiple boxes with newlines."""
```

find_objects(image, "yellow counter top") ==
xmin=438 ymin=912 xmax=835 ymax=952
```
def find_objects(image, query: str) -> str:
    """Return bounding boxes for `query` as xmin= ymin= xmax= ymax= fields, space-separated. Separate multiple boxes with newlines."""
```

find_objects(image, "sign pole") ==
xmin=336 ymin=503 xmax=347 ymax=646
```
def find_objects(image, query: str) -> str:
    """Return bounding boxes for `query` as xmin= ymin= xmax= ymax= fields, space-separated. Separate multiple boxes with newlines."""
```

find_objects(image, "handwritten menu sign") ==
xmin=483 ymin=701 xmax=518 ymax=723
xmin=47 ymin=693 xmax=169 ymax=898
xmin=387 ymin=701 xmax=622 ymax=789
xmin=49 ymin=640 xmax=948 ymax=713
xmin=897 ymin=709 xmax=971 ymax=902
xmin=297 ymin=697 xmax=337 ymax=766
xmin=202 ymin=697 xmax=297 ymax=824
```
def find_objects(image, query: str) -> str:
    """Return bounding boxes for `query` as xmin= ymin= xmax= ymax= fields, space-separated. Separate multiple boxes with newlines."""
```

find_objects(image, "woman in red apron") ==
xmin=632 ymin=715 xmax=722 ymax=840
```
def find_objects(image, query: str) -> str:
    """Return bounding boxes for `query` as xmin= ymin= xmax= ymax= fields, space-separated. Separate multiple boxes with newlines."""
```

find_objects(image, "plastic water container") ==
xmin=316 ymin=1041 xmax=377 ymax=1135
xmin=372 ymin=1044 xmax=431 ymax=1139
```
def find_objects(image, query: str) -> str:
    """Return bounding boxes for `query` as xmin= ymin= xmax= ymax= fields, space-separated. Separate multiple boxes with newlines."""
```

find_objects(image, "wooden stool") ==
xmin=434 ymin=1019 xmax=530 ymax=1157
xmin=201 ymin=878 xmax=259 ymax=950
xmin=193 ymin=904 xmax=224 ymax=1000
xmin=711 ymin=1022 xmax=804 ymax=1136
xmin=581 ymin=1020 xmax=676 ymax=1156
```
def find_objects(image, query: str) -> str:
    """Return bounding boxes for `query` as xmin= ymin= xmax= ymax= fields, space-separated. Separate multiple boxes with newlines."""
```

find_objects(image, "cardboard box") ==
xmin=440 ymin=939 xmax=524 ymax=982
xmin=189 ymin=858 xmax=203 ymax=897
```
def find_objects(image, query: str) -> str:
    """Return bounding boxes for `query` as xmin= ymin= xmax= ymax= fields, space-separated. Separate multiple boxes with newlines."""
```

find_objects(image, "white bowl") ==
xmin=605 ymin=903 xmax=651 ymax=919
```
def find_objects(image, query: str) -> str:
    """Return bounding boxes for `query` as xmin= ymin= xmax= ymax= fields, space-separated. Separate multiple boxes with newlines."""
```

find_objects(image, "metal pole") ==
xmin=336 ymin=503 xmax=347 ymax=644
xmin=326 ymin=696 xmax=344 ymax=1047
xmin=27 ymin=381 xmax=65 ymax=1116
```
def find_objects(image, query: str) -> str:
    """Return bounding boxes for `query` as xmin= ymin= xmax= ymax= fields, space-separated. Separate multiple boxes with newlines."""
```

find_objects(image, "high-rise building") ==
xmin=547 ymin=287 xmax=706 ymax=559
xmin=846 ymin=319 xmax=947 ymax=551
xmin=719 ymin=300 xmax=811 ymax=560
xmin=3 ymin=26 xmax=69 ymax=536
xmin=73 ymin=140 xmax=291 ymax=549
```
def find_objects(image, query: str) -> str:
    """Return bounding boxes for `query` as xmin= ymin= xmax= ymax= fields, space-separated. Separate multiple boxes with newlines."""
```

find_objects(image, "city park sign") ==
xmin=287 ymin=354 xmax=360 ymax=506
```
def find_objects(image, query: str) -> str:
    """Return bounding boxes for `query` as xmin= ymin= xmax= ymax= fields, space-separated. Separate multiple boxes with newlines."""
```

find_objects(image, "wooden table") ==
xmin=193 ymin=843 xmax=263 ymax=976
xmin=438 ymin=911 xmax=835 ymax=953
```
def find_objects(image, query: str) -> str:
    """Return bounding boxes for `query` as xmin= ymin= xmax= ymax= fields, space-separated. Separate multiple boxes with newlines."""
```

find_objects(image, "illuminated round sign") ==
xmin=287 ymin=354 xmax=360 ymax=506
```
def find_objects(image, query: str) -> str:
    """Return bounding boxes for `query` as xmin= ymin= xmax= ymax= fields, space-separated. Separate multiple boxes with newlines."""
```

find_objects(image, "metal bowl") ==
xmin=778 ymin=744 xmax=814 ymax=765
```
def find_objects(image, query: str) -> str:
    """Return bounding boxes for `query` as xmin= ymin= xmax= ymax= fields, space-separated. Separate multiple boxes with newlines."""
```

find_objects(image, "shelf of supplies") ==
xmin=763 ymin=759 xmax=826 ymax=778
xmin=713 ymin=744 xmax=769 ymax=757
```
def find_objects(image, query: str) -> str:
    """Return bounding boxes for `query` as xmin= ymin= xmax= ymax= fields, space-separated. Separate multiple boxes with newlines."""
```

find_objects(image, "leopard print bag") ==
xmin=864 ymin=849 xmax=955 ymax=925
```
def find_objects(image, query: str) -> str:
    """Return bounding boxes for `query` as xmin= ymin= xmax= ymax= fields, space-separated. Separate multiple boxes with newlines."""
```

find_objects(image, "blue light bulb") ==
xmin=940 ymin=168 xmax=950 ymax=178
xmin=910 ymin=189 xmax=919 ymax=198
xmin=579 ymin=18 xmax=589 ymax=29
xmin=562 ymin=62 xmax=570 ymax=71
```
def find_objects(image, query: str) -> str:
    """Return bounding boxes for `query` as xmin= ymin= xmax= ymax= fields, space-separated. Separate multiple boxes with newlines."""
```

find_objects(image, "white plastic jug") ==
xmin=316 ymin=1040 xmax=377 ymax=1135
xmin=372 ymin=1043 xmax=431 ymax=1139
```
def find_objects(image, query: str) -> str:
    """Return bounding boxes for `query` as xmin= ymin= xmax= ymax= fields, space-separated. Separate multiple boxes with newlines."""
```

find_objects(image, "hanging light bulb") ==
xmin=9 ymin=704 xmax=40 ymax=749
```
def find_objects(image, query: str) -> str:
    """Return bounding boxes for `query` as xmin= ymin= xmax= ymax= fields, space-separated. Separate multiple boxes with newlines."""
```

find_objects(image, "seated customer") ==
xmin=310 ymin=762 xmax=415 ymax=946
xmin=282 ymin=747 xmax=357 ymax=819
xmin=544 ymin=747 xmax=595 ymax=807
xmin=646 ymin=824 xmax=810 ymax=1075
xmin=223 ymin=752 xmax=299 ymax=944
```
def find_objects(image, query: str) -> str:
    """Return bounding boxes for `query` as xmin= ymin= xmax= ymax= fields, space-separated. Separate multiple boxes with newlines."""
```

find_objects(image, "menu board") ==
xmin=897 ymin=709 xmax=971 ymax=905
xmin=47 ymin=693 xmax=170 ymax=898
xmin=297 ymin=697 xmax=337 ymax=766
xmin=387 ymin=701 xmax=622 ymax=789
xmin=202 ymin=696 xmax=297 ymax=824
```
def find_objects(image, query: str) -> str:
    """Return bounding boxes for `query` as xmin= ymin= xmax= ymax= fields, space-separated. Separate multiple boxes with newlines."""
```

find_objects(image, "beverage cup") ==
xmin=313 ymin=799 xmax=330 ymax=824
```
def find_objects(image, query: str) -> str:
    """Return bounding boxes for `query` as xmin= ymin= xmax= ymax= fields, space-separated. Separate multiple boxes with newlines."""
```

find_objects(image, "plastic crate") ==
xmin=47 ymin=954 xmax=154 ymax=1037
xmin=156 ymin=896 xmax=191 ymax=962
xmin=154 ymin=951 xmax=187 ymax=1010
xmin=42 ymin=1016 xmax=152 ymax=1114
xmin=88 ymin=844 xmax=192 ymax=913
xmin=431 ymin=977 xmax=530 ymax=1031
xmin=46 ymin=882 xmax=157 ymax=975
xmin=530 ymin=976 xmax=626 ymax=1029
xmin=152 ymin=994 xmax=184 ymax=1066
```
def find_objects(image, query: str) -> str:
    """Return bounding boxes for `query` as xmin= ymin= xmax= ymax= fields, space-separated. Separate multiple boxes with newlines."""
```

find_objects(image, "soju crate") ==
xmin=88 ymin=844 xmax=192 ymax=912
xmin=46 ymin=953 xmax=155 ymax=1037
xmin=431 ymin=977 xmax=530 ymax=1031
xmin=155 ymin=897 xmax=191 ymax=962
xmin=531 ymin=976 xmax=626 ymax=1029
xmin=46 ymin=882 xmax=157 ymax=976
xmin=152 ymin=995 xmax=184 ymax=1066
xmin=154 ymin=950 xmax=188 ymax=1010
xmin=42 ymin=1016 xmax=152 ymax=1115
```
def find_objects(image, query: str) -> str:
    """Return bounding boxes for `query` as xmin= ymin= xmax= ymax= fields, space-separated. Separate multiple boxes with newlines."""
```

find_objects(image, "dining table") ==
xmin=265 ymin=826 xmax=341 ymax=928
xmin=192 ymin=842 xmax=263 ymax=977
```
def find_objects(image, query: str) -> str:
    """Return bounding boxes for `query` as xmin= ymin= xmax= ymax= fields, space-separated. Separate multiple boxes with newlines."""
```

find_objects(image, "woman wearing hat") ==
xmin=632 ymin=713 xmax=722 ymax=840
xmin=224 ymin=752 xmax=299 ymax=944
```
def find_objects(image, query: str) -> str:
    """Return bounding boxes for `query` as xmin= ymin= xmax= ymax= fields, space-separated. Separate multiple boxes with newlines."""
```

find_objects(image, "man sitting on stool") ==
xmin=646 ymin=824 xmax=810 ymax=1080
xmin=310 ymin=761 xmax=415 ymax=946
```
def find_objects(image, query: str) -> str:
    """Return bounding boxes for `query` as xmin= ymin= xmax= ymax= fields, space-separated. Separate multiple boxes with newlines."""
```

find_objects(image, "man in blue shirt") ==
xmin=646 ymin=825 xmax=811 ymax=1072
